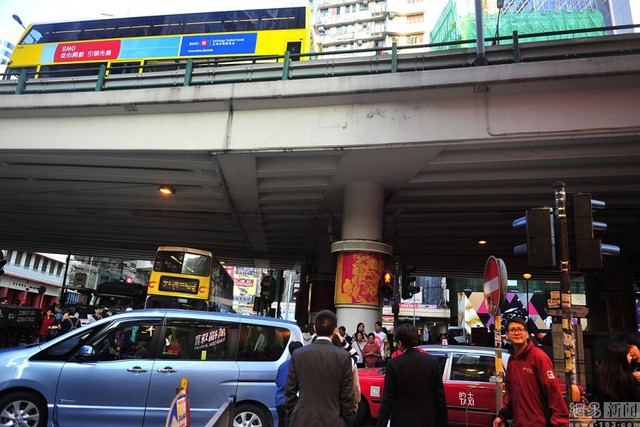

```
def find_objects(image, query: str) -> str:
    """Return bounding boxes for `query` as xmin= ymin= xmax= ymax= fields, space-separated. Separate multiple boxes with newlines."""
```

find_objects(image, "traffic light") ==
xmin=0 ymin=251 xmax=6 ymax=276
xmin=380 ymin=270 xmax=394 ymax=299
xmin=513 ymin=207 xmax=556 ymax=268
xmin=260 ymin=274 xmax=275 ymax=303
xmin=570 ymin=193 xmax=620 ymax=270
xmin=401 ymin=265 xmax=419 ymax=300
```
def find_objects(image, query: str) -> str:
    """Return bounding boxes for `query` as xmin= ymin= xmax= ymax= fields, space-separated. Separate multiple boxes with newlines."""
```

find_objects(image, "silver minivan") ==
xmin=0 ymin=309 xmax=302 ymax=427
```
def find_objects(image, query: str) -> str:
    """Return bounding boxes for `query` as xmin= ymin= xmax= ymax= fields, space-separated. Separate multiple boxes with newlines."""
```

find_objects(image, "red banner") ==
xmin=54 ymin=40 xmax=121 ymax=63
xmin=334 ymin=252 xmax=384 ymax=306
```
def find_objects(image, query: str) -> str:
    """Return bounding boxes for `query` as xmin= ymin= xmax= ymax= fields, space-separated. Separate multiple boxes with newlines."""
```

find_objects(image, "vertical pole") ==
xmin=413 ymin=297 xmax=416 ymax=326
xmin=494 ymin=314 xmax=503 ymax=413
xmin=59 ymin=252 xmax=71 ymax=305
xmin=553 ymin=181 xmax=576 ymax=407
xmin=393 ymin=260 xmax=400 ymax=332
xmin=281 ymin=50 xmax=291 ymax=80
xmin=474 ymin=0 xmax=487 ymax=65
xmin=15 ymin=68 xmax=27 ymax=95
xmin=95 ymin=64 xmax=107 ymax=92
xmin=525 ymin=278 xmax=529 ymax=316
xmin=183 ymin=58 xmax=193 ymax=87
xmin=391 ymin=42 xmax=398 ymax=73
xmin=512 ymin=31 xmax=521 ymax=63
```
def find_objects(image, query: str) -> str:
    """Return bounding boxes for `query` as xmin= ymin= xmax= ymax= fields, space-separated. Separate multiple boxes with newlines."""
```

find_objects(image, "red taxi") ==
xmin=356 ymin=344 xmax=583 ymax=426
xmin=356 ymin=345 xmax=509 ymax=427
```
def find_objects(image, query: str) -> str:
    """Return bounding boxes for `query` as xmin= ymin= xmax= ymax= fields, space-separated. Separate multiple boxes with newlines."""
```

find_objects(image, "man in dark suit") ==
xmin=285 ymin=309 xmax=354 ymax=427
xmin=376 ymin=323 xmax=448 ymax=427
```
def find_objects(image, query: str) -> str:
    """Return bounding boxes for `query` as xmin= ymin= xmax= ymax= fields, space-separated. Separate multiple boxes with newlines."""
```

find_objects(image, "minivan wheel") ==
xmin=0 ymin=391 xmax=47 ymax=427
xmin=233 ymin=403 xmax=269 ymax=427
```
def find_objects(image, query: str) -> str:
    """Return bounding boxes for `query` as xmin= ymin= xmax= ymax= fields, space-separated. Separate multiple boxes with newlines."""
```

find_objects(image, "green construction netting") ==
xmin=430 ymin=9 xmax=606 ymax=50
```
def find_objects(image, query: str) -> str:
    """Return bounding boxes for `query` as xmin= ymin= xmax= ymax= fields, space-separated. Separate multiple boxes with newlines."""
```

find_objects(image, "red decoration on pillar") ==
xmin=335 ymin=252 xmax=384 ymax=306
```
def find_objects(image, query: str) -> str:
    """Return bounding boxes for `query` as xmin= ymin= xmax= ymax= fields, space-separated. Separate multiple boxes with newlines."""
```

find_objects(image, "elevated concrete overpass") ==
xmin=1 ymin=34 xmax=640 ymax=284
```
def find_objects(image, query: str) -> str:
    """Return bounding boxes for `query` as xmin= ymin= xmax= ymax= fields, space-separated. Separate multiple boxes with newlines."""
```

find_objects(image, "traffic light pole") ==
xmin=392 ymin=261 xmax=400 ymax=333
xmin=553 ymin=181 xmax=577 ymax=407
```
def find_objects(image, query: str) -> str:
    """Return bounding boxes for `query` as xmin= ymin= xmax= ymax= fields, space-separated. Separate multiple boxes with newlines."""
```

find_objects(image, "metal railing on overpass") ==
xmin=1 ymin=24 xmax=639 ymax=96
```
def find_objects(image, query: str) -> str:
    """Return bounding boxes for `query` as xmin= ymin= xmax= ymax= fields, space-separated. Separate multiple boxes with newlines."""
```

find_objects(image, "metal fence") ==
xmin=1 ymin=24 xmax=639 ymax=96
xmin=204 ymin=395 xmax=235 ymax=427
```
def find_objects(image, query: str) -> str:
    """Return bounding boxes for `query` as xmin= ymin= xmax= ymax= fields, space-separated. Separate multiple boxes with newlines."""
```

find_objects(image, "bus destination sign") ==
xmin=159 ymin=276 xmax=199 ymax=295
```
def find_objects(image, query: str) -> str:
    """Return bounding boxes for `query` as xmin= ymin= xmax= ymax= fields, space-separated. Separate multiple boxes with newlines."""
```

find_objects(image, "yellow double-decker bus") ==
xmin=145 ymin=246 xmax=234 ymax=312
xmin=5 ymin=6 xmax=313 ymax=79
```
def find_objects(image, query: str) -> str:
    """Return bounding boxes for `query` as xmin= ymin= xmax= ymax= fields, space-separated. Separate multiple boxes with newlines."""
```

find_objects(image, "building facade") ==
xmin=0 ymin=38 xmax=15 ymax=74
xmin=0 ymin=250 xmax=66 ymax=310
xmin=313 ymin=0 xmax=446 ymax=56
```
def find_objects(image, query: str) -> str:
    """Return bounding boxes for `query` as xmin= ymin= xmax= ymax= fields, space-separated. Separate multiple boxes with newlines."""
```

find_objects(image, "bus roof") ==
xmin=21 ymin=5 xmax=309 ymax=27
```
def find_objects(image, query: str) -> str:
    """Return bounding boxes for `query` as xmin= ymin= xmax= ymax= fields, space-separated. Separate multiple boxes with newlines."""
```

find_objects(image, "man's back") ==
xmin=377 ymin=348 xmax=447 ymax=427
xmin=285 ymin=338 xmax=354 ymax=427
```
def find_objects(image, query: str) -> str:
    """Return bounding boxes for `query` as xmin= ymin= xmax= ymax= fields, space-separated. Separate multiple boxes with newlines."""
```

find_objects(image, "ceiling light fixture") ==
xmin=478 ymin=239 xmax=487 ymax=245
xmin=158 ymin=185 xmax=176 ymax=195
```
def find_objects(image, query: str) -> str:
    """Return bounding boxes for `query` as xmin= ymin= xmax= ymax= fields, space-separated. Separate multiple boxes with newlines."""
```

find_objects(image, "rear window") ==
xmin=237 ymin=324 xmax=292 ymax=361
xmin=451 ymin=353 xmax=495 ymax=382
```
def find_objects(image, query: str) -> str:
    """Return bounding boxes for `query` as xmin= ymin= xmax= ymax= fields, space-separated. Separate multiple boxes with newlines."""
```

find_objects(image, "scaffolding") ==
xmin=430 ymin=0 xmax=607 ymax=49
xmin=501 ymin=0 xmax=601 ymax=13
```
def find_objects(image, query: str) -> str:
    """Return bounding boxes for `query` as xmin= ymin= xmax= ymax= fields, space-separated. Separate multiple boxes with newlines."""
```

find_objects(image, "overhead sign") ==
xmin=483 ymin=256 xmax=507 ymax=317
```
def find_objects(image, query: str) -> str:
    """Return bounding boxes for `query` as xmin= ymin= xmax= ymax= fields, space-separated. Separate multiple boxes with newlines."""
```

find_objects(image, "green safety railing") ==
xmin=1 ymin=23 xmax=638 ymax=96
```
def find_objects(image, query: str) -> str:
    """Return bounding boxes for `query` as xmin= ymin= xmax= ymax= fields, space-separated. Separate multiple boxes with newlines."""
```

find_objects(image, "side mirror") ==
xmin=76 ymin=345 xmax=96 ymax=360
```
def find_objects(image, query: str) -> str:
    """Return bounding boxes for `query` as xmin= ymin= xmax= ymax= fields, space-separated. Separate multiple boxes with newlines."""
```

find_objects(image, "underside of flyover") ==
xmin=1 ymin=43 xmax=640 ymax=285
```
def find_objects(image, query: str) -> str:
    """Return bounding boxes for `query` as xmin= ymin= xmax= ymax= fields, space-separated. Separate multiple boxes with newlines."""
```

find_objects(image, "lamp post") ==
xmin=523 ymin=272 xmax=532 ymax=317
xmin=12 ymin=14 xmax=26 ymax=30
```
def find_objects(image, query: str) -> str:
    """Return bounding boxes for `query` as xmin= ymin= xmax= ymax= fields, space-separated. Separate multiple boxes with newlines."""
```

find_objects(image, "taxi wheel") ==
xmin=233 ymin=403 xmax=269 ymax=427
xmin=0 ymin=391 xmax=47 ymax=427
xmin=353 ymin=398 xmax=370 ymax=426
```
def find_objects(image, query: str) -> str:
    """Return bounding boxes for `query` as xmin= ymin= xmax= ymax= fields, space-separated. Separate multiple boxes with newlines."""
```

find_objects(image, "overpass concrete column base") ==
xmin=335 ymin=304 xmax=381 ymax=338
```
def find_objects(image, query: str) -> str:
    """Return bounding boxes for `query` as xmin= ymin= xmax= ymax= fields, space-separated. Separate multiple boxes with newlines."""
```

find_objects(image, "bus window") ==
xmin=287 ymin=41 xmax=302 ymax=61
xmin=109 ymin=62 xmax=142 ymax=75
xmin=21 ymin=28 xmax=43 ymax=44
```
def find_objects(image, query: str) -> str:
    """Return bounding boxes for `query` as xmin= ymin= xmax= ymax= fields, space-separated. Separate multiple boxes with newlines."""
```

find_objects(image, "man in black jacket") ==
xmin=285 ymin=310 xmax=354 ymax=427
xmin=376 ymin=323 xmax=447 ymax=427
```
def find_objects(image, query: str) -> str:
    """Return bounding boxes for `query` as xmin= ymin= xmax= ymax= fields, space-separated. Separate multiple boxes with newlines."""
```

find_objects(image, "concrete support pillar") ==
xmin=294 ymin=263 xmax=311 ymax=327
xmin=309 ymin=236 xmax=336 ymax=323
xmin=332 ymin=182 xmax=392 ymax=334
xmin=585 ymin=255 xmax=636 ymax=333
xmin=603 ymin=256 xmax=636 ymax=332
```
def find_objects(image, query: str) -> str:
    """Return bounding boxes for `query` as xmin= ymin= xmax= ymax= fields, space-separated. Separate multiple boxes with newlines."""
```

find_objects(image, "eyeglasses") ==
xmin=508 ymin=328 xmax=526 ymax=333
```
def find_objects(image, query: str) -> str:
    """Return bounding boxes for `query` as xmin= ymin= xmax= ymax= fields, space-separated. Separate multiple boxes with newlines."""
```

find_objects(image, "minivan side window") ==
xmin=451 ymin=353 xmax=495 ymax=382
xmin=237 ymin=324 xmax=292 ymax=361
xmin=161 ymin=319 xmax=238 ymax=361
xmin=90 ymin=320 xmax=161 ymax=361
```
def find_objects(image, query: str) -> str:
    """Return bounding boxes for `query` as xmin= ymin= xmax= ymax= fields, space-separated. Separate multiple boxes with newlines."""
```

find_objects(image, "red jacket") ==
xmin=501 ymin=340 xmax=569 ymax=427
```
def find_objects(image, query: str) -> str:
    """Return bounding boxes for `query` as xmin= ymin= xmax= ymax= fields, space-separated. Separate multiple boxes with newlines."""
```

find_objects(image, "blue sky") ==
xmin=0 ymin=0 xmax=307 ymax=44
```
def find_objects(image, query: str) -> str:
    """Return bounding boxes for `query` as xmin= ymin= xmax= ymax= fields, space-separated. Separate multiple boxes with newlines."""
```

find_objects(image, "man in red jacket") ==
xmin=493 ymin=317 xmax=569 ymax=427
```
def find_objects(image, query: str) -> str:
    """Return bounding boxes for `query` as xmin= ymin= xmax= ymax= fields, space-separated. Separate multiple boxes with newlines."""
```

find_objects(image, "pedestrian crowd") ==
xmin=37 ymin=303 xmax=115 ymax=342
xmin=281 ymin=313 xmax=640 ymax=427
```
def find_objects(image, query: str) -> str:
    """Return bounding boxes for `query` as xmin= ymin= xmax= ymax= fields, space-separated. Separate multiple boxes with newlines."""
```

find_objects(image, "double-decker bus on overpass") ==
xmin=5 ymin=6 xmax=314 ymax=79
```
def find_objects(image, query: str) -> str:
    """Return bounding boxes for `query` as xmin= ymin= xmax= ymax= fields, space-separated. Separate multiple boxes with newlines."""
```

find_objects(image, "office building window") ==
xmin=407 ymin=14 xmax=424 ymax=24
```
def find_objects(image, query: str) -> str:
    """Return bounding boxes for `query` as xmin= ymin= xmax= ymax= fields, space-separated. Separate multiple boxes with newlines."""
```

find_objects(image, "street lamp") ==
xmin=12 ymin=14 xmax=26 ymax=30
xmin=523 ymin=272 xmax=532 ymax=317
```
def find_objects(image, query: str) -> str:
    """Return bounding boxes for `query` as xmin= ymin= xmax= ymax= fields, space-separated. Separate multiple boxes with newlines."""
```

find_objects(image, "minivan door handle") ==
xmin=157 ymin=366 xmax=177 ymax=373
xmin=127 ymin=366 xmax=148 ymax=373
